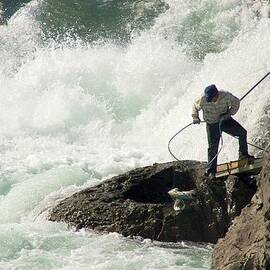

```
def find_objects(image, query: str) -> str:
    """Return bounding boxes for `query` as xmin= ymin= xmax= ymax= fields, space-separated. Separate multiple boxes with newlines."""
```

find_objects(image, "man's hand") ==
xmin=193 ymin=117 xmax=201 ymax=124
xmin=219 ymin=113 xmax=230 ymax=122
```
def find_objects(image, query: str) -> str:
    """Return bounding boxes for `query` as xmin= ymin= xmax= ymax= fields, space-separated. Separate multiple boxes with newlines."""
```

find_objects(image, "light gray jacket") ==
xmin=192 ymin=91 xmax=240 ymax=124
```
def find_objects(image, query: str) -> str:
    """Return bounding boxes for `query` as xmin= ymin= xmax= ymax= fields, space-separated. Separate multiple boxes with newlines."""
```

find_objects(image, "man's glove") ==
xmin=193 ymin=117 xmax=201 ymax=124
xmin=219 ymin=113 xmax=230 ymax=122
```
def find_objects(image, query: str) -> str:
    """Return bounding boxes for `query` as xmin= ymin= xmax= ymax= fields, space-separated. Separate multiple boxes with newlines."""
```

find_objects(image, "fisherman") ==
xmin=192 ymin=84 xmax=253 ymax=179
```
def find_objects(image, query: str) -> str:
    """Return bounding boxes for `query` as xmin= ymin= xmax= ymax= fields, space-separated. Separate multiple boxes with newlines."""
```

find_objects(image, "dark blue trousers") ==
xmin=206 ymin=118 xmax=248 ymax=173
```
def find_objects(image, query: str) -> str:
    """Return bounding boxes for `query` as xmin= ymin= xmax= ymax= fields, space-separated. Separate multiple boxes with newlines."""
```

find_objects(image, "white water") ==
xmin=0 ymin=0 xmax=269 ymax=269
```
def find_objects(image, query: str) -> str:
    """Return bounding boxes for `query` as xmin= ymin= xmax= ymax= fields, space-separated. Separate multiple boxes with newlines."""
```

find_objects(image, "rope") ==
xmin=240 ymin=71 xmax=270 ymax=101
xmin=168 ymin=71 xmax=270 ymax=165
xmin=168 ymin=121 xmax=224 ymax=165
xmin=167 ymin=123 xmax=193 ymax=161
xmin=168 ymin=120 xmax=269 ymax=165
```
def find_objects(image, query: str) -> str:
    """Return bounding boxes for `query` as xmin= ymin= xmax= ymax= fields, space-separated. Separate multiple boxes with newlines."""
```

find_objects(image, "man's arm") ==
xmin=227 ymin=93 xmax=240 ymax=115
xmin=192 ymin=96 xmax=202 ymax=123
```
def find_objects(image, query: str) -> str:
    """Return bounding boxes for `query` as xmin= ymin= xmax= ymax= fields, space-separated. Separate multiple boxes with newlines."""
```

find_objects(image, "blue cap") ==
xmin=204 ymin=84 xmax=218 ymax=102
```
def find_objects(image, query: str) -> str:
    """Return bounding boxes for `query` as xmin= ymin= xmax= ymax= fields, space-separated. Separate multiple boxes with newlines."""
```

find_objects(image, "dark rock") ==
xmin=49 ymin=160 xmax=257 ymax=244
xmin=212 ymin=154 xmax=270 ymax=270
xmin=225 ymin=175 xmax=257 ymax=221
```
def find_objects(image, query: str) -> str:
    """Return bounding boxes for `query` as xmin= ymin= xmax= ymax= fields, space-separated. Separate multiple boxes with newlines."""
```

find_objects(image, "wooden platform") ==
xmin=216 ymin=157 xmax=263 ymax=178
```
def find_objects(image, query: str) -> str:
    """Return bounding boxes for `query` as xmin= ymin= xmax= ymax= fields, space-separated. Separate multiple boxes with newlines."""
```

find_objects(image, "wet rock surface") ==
xmin=49 ymin=160 xmax=257 ymax=244
xmin=212 ymin=154 xmax=270 ymax=270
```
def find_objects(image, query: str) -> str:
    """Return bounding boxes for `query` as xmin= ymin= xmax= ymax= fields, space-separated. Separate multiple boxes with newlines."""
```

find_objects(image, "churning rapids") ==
xmin=0 ymin=0 xmax=269 ymax=269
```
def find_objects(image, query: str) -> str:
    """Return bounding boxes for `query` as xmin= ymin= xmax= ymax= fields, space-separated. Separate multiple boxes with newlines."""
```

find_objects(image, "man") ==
xmin=192 ymin=84 xmax=253 ymax=179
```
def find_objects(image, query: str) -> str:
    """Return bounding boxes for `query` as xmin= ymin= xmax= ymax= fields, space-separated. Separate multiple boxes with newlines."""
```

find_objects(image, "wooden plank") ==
xmin=216 ymin=157 xmax=263 ymax=178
